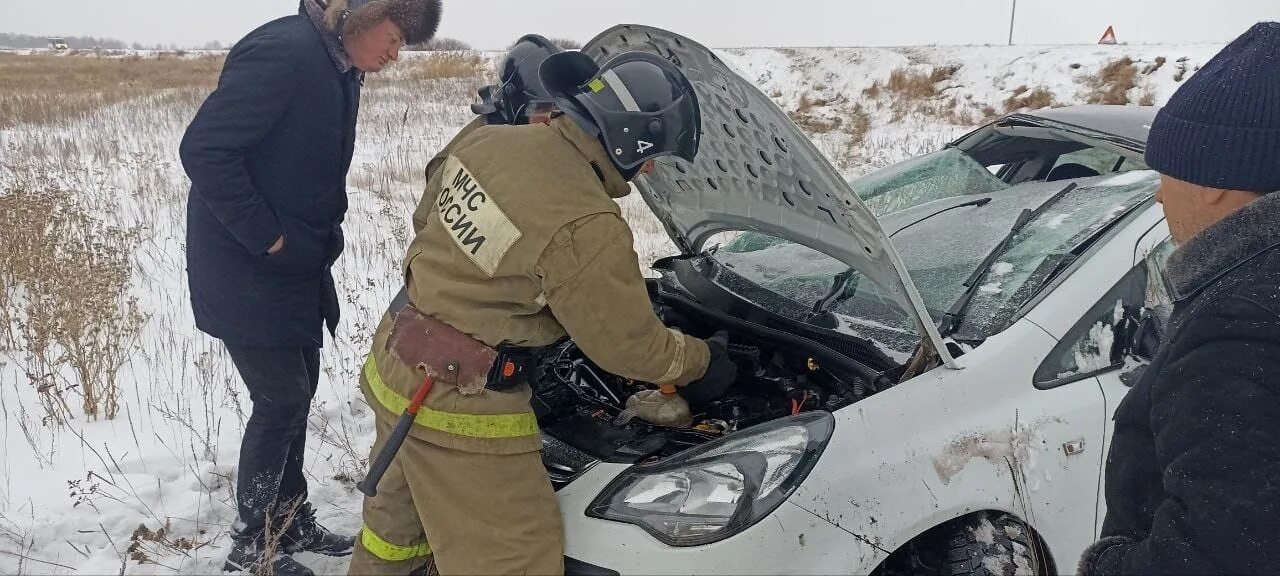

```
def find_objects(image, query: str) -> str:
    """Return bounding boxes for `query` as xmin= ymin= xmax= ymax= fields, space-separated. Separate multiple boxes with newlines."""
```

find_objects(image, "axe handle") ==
xmin=357 ymin=375 xmax=433 ymax=498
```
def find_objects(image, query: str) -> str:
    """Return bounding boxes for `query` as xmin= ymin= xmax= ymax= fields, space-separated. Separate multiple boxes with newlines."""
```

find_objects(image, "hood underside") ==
xmin=581 ymin=25 xmax=958 ymax=368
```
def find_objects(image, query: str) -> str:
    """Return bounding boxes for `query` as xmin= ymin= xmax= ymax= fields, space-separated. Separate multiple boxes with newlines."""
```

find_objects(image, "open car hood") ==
xmin=582 ymin=25 xmax=959 ymax=369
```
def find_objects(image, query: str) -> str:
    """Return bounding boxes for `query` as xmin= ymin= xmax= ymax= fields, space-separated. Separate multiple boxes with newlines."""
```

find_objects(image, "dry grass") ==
xmin=884 ymin=65 xmax=959 ymax=100
xmin=832 ymin=103 xmax=873 ymax=168
xmin=0 ymin=180 xmax=144 ymax=422
xmin=1173 ymin=58 xmax=1190 ymax=83
xmin=843 ymin=104 xmax=872 ymax=144
xmin=1004 ymin=85 xmax=1057 ymax=112
xmin=788 ymin=93 xmax=843 ymax=133
xmin=875 ymin=65 xmax=981 ymax=125
xmin=861 ymin=82 xmax=882 ymax=100
xmin=1141 ymin=56 xmax=1167 ymax=75
xmin=375 ymin=52 xmax=487 ymax=84
xmin=410 ymin=37 xmax=471 ymax=51
xmin=0 ymin=53 xmax=223 ymax=127
xmin=786 ymin=93 xmax=873 ymax=143
xmin=1086 ymin=57 xmax=1139 ymax=105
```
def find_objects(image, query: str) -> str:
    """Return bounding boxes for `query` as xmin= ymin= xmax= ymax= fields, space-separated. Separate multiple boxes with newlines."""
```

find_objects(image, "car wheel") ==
xmin=934 ymin=512 xmax=1044 ymax=576
xmin=873 ymin=512 xmax=1045 ymax=576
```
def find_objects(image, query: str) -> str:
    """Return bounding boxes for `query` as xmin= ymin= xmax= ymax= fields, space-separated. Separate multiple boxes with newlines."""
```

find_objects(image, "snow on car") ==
xmin=531 ymin=26 xmax=1174 ymax=575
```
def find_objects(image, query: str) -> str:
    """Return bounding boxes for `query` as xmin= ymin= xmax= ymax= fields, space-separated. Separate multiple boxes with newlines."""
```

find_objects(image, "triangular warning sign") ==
xmin=1099 ymin=26 xmax=1118 ymax=45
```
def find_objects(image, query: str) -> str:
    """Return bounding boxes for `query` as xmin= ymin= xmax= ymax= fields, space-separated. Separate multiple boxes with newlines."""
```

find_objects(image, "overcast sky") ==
xmin=6 ymin=0 xmax=1277 ymax=49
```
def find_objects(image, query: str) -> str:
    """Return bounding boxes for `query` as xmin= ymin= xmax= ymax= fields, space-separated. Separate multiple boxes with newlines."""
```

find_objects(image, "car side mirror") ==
xmin=1130 ymin=306 xmax=1168 ymax=361
xmin=1114 ymin=304 xmax=1167 ymax=387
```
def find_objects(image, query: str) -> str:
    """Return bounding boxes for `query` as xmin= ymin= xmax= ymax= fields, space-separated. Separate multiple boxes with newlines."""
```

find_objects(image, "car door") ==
xmin=1091 ymin=223 xmax=1174 ymax=533
xmin=1028 ymin=220 xmax=1173 ymax=550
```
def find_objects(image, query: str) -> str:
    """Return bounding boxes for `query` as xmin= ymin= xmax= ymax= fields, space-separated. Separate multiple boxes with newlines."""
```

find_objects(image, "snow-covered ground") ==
xmin=0 ymin=42 xmax=1221 ymax=574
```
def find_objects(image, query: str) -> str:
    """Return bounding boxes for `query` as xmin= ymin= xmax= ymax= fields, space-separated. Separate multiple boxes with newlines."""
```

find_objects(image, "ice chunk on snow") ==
xmin=979 ymin=281 xmax=1003 ymax=294
xmin=991 ymin=262 xmax=1014 ymax=276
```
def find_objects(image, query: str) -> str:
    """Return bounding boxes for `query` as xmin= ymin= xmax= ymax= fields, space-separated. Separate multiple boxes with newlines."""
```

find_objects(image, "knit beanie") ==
xmin=1145 ymin=21 xmax=1280 ymax=194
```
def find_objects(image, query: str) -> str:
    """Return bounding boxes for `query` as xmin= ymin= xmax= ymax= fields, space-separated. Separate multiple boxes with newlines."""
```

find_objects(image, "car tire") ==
xmin=873 ymin=512 xmax=1047 ymax=576
xmin=934 ymin=512 xmax=1044 ymax=576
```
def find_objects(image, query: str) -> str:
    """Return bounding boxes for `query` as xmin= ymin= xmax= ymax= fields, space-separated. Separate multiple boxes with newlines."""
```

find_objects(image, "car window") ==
xmin=1052 ymin=148 xmax=1150 ymax=177
xmin=849 ymin=148 xmax=1009 ymax=216
xmin=1034 ymin=237 xmax=1174 ymax=388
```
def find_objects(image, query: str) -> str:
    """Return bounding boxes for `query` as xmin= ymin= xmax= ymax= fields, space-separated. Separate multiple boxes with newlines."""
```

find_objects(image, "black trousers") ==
xmin=224 ymin=343 xmax=320 ymax=539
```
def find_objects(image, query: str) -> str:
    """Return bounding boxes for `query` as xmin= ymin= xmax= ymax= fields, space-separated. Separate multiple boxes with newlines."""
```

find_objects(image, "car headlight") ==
xmin=586 ymin=411 xmax=834 ymax=546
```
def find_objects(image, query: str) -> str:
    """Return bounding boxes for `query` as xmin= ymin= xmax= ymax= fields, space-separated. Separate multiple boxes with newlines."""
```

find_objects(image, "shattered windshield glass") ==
xmin=708 ymin=170 xmax=1160 ymax=356
xmin=851 ymin=148 xmax=1009 ymax=216
xmin=953 ymin=171 xmax=1159 ymax=338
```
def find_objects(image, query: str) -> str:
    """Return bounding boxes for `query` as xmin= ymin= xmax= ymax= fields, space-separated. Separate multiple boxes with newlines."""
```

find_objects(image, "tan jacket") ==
xmin=363 ymin=117 xmax=710 ymax=454
xmin=412 ymin=116 xmax=487 ymax=234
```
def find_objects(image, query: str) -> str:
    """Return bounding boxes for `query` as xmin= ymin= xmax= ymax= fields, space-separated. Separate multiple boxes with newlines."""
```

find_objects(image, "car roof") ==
xmin=1022 ymin=105 xmax=1159 ymax=145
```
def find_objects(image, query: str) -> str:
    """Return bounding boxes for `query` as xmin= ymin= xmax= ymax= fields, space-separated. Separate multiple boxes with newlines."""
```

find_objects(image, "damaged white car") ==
xmin=535 ymin=25 xmax=1172 ymax=575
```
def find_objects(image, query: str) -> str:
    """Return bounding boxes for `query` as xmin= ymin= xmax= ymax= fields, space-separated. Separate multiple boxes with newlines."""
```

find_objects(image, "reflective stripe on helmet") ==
xmin=601 ymin=69 xmax=642 ymax=112
xmin=364 ymin=355 xmax=540 ymax=439
xmin=359 ymin=525 xmax=431 ymax=562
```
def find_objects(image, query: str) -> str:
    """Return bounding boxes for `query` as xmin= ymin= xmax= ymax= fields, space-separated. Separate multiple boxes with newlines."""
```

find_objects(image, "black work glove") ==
xmin=680 ymin=331 xmax=737 ymax=408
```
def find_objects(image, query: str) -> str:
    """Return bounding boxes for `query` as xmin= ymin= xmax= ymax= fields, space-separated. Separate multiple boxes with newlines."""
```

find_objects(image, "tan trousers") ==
xmin=347 ymin=418 xmax=565 ymax=576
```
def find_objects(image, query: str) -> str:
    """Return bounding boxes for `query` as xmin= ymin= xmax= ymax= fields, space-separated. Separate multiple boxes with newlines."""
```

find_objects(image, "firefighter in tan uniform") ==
xmin=349 ymin=50 xmax=737 ymax=575
xmin=385 ymin=35 xmax=562 ymax=312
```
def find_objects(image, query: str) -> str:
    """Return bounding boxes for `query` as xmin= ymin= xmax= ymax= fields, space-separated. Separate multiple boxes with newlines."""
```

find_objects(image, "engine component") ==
xmin=531 ymin=317 xmax=872 ymax=460
xmin=617 ymin=388 xmax=693 ymax=428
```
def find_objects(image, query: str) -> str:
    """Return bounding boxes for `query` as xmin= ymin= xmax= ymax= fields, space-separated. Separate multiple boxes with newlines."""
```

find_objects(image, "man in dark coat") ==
xmin=1078 ymin=21 xmax=1280 ymax=575
xmin=179 ymin=1 xmax=440 ymax=574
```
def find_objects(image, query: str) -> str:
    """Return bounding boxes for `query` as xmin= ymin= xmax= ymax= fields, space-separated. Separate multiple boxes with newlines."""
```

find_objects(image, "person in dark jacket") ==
xmin=1078 ymin=21 xmax=1280 ymax=576
xmin=179 ymin=1 xmax=440 ymax=574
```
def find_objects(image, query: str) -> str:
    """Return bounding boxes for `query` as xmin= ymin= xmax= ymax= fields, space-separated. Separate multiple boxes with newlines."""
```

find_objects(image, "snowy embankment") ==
xmin=0 ymin=42 xmax=1220 ymax=574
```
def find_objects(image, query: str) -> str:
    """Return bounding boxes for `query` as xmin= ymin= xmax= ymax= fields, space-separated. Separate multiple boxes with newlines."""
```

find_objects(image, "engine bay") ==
xmin=531 ymin=283 xmax=891 ymax=465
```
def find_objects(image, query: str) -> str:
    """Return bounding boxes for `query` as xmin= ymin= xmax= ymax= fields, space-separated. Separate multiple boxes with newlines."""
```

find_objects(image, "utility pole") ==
xmin=1008 ymin=0 xmax=1018 ymax=45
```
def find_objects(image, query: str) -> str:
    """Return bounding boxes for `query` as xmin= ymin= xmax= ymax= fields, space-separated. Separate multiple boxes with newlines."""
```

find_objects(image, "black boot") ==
xmin=223 ymin=533 xmax=316 ymax=576
xmin=281 ymin=503 xmax=355 ymax=557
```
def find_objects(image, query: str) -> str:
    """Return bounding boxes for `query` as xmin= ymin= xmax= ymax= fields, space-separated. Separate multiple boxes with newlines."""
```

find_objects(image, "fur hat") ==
xmin=324 ymin=0 xmax=442 ymax=45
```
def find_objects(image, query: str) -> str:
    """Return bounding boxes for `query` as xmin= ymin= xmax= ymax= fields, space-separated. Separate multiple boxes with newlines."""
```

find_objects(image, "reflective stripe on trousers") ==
xmin=360 ymin=524 xmax=431 ymax=561
xmin=363 ymin=355 xmax=539 ymax=439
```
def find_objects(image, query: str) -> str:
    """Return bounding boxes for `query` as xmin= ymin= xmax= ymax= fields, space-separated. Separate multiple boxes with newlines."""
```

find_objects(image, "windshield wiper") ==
xmin=889 ymin=196 xmax=993 ymax=238
xmin=806 ymin=268 xmax=857 ymax=328
xmin=937 ymin=182 xmax=1078 ymax=336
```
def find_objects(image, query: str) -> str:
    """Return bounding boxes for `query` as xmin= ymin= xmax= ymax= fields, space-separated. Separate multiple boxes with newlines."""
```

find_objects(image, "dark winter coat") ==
xmin=180 ymin=11 xmax=360 ymax=347
xmin=1079 ymin=192 xmax=1280 ymax=575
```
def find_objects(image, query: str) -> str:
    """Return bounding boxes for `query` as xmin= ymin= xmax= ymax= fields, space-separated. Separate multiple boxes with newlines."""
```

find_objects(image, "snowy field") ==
xmin=0 ymin=42 xmax=1221 ymax=574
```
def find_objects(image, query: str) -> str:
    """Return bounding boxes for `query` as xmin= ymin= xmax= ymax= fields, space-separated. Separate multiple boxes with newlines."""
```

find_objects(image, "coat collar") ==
xmin=549 ymin=116 xmax=632 ymax=199
xmin=300 ymin=0 xmax=356 ymax=76
xmin=1166 ymin=192 xmax=1280 ymax=301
